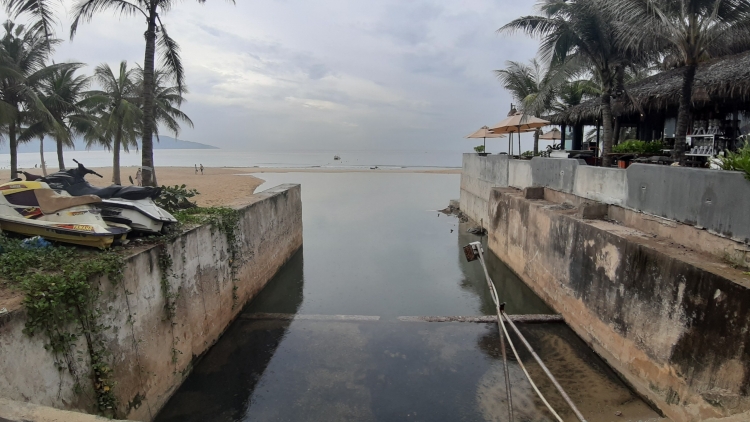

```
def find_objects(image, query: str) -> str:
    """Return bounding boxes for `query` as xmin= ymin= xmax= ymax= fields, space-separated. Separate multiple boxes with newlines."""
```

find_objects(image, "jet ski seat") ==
xmin=34 ymin=190 xmax=102 ymax=214
xmin=66 ymin=183 xmax=161 ymax=200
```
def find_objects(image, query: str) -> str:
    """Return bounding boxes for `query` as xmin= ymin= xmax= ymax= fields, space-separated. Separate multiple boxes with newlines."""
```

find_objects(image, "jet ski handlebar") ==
xmin=72 ymin=159 xmax=103 ymax=178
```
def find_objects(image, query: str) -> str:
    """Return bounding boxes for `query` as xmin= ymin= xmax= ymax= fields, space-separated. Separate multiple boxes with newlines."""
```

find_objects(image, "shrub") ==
xmin=474 ymin=145 xmax=485 ymax=153
xmin=719 ymin=141 xmax=750 ymax=180
xmin=612 ymin=140 xmax=664 ymax=154
xmin=156 ymin=184 xmax=199 ymax=213
xmin=521 ymin=150 xmax=535 ymax=158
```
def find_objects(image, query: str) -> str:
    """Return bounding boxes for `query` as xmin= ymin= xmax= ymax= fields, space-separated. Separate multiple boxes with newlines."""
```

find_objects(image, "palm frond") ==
xmin=70 ymin=0 xmax=146 ymax=38
xmin=156 ymin=21 xmax=185 ymax=94
xmin=4 ymin=0 xmax=58 ymax=45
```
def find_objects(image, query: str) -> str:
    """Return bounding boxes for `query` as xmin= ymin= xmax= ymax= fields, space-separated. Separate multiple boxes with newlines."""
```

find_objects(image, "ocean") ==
xmin=0 ymin=149 xmax=464 ymax=170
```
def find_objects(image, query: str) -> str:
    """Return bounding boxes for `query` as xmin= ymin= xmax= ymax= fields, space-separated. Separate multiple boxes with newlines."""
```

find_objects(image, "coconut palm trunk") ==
xmin=9 ymin=119 xmax=17 ymax=179
xmin=39 ymin=136 xmax=47 ymax=176
xmin=140 ymin=8 xmax=158 ymax=187
xmin=56 ymin=139 xmax=65 ymax=169
xmin=674 ymin=64 xmax=696 ymax=164
xmin=600 ymin=92 xmax=614 ymax=167
xmin=533 ymin=129 xmax=540 ymax=156
xmin=113 ymin=129 xmax=122 ymax=185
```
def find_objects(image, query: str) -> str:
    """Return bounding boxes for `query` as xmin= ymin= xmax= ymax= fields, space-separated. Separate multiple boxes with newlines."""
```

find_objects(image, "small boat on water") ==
xmin=334 ymin=155 xmax=341 ymax=160
xmin=0 ymin=180 xmax=129 ymax=248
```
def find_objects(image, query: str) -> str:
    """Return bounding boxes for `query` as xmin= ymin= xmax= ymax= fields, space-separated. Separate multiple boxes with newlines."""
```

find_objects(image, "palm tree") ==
xmin=0 ymin=21 xmax=62 ymax=178
xmin=67 ymin=0 xmax=231 ymax=186
xmin=549 ymin=79 xmax=600 ymax=113
xmin=84 ymin=61 xmax=142 ymax=185
xmin=136 ymin=67 xmax=194 ymax=145
xmin=24 ymin=64 xmax=93 ymax=170
xmin=496 ymin=59 xmax=549 ymax=155
xmin=607 ymin=0 xmax=750 ymax=162
xmin=500 ymin=0 xmax=632 ymax=167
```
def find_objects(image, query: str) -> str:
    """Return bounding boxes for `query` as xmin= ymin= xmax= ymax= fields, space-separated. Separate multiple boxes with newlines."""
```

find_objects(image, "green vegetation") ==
xmin=497 ymin=0 xmax=750 ymax=165
xmin=474 ymin=145 xmax=485 ymax=153
xmin=521 ymin=150 xmax=535 ymax=158
xmin=2 ymin=0 xmax=226 ymax=185
xmin=612 ymin=140 xmax=664 ymax=155
xmin=606 ymin=0 xmax=750 ymax=162
xmin=174 ymin=206 xmax=243 ymax=307
xmin=719 ymin=141 xmax=750 ymax=180
xmin=0 ymin=236 xmax=123 ymax=415
xmin=83 ymin=62 xmax=143 ymax=185
xmin=0 ymin=19 xmax=193 ymax=182
xmin=0 ymin=182 xmax=243 ymax=415
xmin=156 ymin=184 xmax=199 ymax=214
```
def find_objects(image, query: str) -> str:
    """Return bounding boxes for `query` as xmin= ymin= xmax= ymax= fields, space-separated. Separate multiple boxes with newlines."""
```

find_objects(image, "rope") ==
xmin=475 ymin=243 xmax=565 ymax=422
xmin=502 ymin=311 xmax=588 ymax=422
xmin=475 ymin=242 xmax=586 ymax=422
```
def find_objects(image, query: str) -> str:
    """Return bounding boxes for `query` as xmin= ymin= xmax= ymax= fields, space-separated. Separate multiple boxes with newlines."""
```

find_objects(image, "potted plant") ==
xmin=474 ymin=145 xmax=489 ymax=156
xmin=520 ymin=150 xmax=535 ymax=160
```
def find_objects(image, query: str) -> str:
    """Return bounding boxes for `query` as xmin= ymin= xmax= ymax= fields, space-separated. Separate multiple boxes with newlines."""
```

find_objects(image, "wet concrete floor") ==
xmin=156 ymin=173 xmax=661 ymax=422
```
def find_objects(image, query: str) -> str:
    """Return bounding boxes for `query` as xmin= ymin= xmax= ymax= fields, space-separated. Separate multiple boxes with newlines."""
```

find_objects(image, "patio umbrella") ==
xmin=490 ymin=112 xmax=550 ymax=155
xmin=466 ymin=126 xmax=506 ymax=152
xmin=539 ymin=128 xmax=562 ymax=140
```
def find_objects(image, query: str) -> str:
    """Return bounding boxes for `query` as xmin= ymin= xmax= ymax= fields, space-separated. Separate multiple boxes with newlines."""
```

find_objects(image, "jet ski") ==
xmin=0 ymin=180 xmax=129 ymax=248
xmin=40 ymin=160 xmax=177 ymax=234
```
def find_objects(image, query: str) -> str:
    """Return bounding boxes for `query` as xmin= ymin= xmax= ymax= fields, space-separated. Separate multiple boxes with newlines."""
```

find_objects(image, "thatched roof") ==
xmin=549 ymin=50 xmax=750 ymax=125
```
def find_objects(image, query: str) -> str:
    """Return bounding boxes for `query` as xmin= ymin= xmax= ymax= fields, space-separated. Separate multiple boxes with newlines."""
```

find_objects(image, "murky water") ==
xmin=156 ymin=173 xmax=661 ymax=422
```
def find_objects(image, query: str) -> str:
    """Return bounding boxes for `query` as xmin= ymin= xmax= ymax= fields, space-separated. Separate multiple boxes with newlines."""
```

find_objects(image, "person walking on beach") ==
xmin=195 ymin=164 xmax=198 ymax=174
xmin=200 ymin=164 xmax=204 ymax=175
xmin=135 ymin=168 xmax=142 ymax=186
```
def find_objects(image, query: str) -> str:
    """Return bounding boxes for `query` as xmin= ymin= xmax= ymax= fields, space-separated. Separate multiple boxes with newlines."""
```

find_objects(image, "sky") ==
xmin=3 ymin=0 xmax=546 ymax=153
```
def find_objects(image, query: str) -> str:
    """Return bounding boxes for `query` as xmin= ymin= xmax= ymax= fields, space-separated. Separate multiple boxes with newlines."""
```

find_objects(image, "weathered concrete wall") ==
xmin=0 ymin=184 xmax=302 ymax=421
xmin=459 ymin=153 xmax=509 ymax=225
xmin=487 ymin=187 xmax=750 ymax=421
xmin=626 ymin=164 xmax=750 ymax=243
xmin=573 ymin=166 xmax=628 ymax=206
xmin=508 ymin=160 xmax=532 ymax=190
xmin=461 ymin=154 xmax=750 ymax=244
xmin=529 ymin=156 xmax=585 ymax=193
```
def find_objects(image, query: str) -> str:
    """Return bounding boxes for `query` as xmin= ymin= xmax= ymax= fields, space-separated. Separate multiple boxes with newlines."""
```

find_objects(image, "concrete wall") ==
xmin=460 ymin=154 xmax=750 ymax=244
xmin=0 ymin=184 xmax=303 ymax=421
xmin=573 ymin=166 xmax=628 ymax=206
xmin=508 ymin=160 xmax=532 ymax=190
xmin=487 ymin=187 xmax=750 ymax=421
xmin=626 ymin=164 xmax=750 ymax=243
xmin=459 ymin=153 xmax=509 ymax=225
xmin=529 ymin=156 xmax=585 ymax=193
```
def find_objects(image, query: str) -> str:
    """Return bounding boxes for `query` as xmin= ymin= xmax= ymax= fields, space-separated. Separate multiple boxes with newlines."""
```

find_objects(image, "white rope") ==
xmin=476 ymin=244 xmax=564 ymax=422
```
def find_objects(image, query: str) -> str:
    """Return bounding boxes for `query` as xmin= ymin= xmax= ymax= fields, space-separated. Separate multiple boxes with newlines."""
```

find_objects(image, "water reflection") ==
xmin=155 ymin=249 xmax=304 ymax=422
xmin=456 ymin=222 xmax=551 ymax=315
xmin=155 ymin=173 xmax=660 ymax=422
xmin=245 ymin=172 xmax=537 ymax=318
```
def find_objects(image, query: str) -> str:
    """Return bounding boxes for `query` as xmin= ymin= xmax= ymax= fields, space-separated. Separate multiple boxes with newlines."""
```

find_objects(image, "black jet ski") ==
xmin=39 ymin=160 xmax=177 ymax=233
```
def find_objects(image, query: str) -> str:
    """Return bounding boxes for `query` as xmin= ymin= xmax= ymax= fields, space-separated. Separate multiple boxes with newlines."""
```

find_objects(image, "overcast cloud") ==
xmin=4 ymin=0 xmax=542 ymax=152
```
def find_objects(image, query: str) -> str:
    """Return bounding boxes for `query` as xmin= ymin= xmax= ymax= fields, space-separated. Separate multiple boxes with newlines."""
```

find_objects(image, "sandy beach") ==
xmin=0 ymin=166 xmax=460 ymax=207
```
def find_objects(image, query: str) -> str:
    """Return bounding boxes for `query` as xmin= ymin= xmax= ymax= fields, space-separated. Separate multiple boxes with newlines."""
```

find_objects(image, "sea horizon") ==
xmin=0 ymin=149 xmax=467 ymax=171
